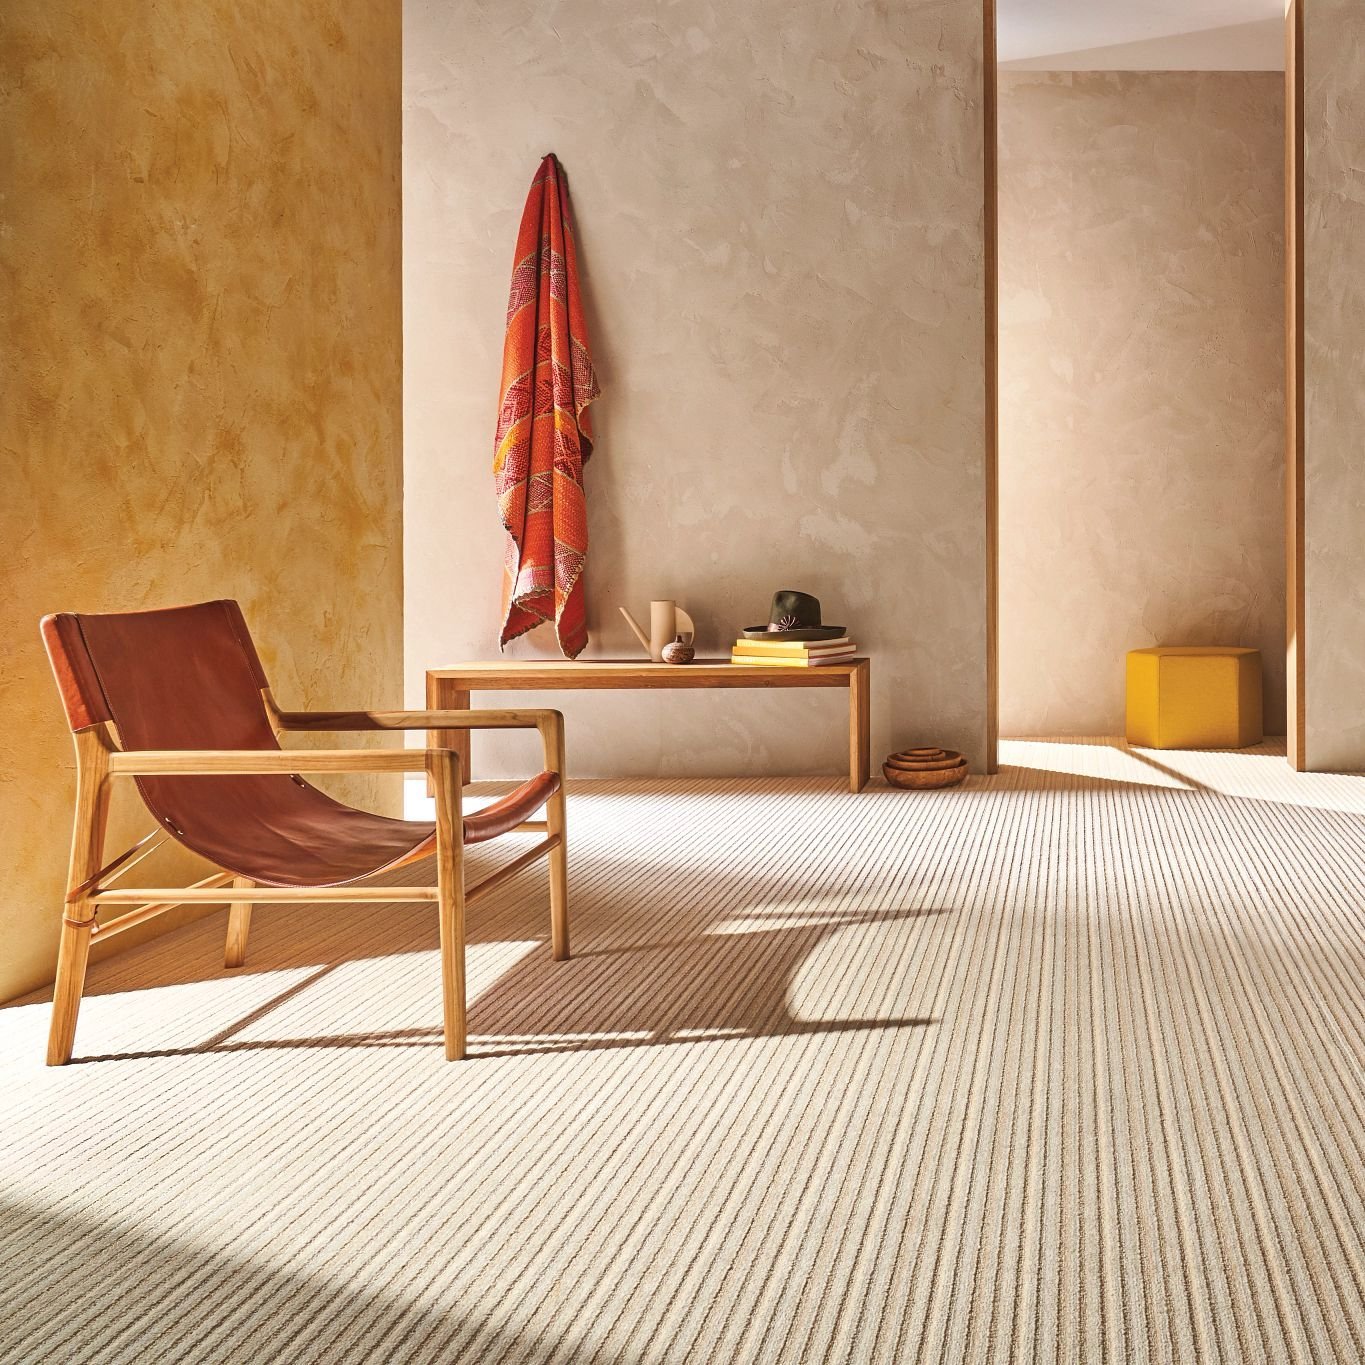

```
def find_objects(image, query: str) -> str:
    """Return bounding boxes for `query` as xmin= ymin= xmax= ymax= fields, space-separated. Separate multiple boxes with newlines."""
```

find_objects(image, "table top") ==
xmin=428 ymin=657 xmax=868 ymax=688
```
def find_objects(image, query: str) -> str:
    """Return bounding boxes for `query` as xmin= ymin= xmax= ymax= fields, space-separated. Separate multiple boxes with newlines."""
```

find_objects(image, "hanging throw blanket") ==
xmin=493 ymin=154 xmax=600 ymax=657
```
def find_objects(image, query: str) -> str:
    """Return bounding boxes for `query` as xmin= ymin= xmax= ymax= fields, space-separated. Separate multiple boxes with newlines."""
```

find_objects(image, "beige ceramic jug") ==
xmin=619 ymin=601 xmax=696 ymax=663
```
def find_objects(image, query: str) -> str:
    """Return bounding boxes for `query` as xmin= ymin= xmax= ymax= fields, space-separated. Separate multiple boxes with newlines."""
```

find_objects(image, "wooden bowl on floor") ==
xmin=883 ymin=747 xmax=968 ymax=789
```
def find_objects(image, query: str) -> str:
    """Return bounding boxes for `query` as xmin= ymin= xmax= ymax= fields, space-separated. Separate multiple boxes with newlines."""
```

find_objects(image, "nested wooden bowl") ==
xmin=883 ymin=747 xmax=968 ymax=789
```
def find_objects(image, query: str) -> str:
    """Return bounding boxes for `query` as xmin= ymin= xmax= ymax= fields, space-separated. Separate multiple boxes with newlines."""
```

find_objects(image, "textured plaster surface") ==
xmin=403 ymin=0 xmax=989 ymax=780
xmin=1303 ymin=0 xmax=1365 ymax=771
xmin=998 ymin=72 xmax=1286 ymax=737
xmin=0 ymin=1 xmax=403 ymax=1002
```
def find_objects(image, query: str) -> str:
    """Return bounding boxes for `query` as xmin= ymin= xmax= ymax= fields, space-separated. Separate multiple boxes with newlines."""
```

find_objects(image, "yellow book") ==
xmin=732 ymin=637 xmax=851 ymax=657
xmin=731 ymin=651 xmax=854 ymax=667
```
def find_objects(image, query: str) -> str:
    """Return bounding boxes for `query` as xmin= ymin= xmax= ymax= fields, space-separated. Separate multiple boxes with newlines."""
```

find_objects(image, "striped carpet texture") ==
xmin=1 ymin=738 xmax=1363 ymax=1364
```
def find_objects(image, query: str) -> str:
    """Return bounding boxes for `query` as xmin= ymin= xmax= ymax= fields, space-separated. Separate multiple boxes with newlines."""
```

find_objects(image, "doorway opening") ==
xmin=987 ymin=2 xmax=1296 ymax=765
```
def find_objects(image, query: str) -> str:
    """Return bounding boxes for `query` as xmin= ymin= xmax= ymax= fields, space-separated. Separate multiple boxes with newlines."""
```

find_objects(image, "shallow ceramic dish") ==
xmin=882 ymin=747 xmax=968 ymax=789
xmin=885 ymin=751 xmax=963 ymax=773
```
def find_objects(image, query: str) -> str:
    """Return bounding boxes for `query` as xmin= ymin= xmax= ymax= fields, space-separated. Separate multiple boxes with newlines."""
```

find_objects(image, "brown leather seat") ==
xmin=42 ymin=601 xmax=559 ymax=887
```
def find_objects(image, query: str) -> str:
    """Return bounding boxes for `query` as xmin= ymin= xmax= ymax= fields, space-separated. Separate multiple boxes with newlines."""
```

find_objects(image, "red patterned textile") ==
xmin=493 ymin=154 xmax=600 ymax=657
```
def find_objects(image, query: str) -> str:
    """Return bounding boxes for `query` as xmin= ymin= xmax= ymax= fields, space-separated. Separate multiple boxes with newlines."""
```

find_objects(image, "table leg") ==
xmin=426 ymin=674 xmax=472 ymax=790
xmin=849 ymin=660 xmax=871 ymax=792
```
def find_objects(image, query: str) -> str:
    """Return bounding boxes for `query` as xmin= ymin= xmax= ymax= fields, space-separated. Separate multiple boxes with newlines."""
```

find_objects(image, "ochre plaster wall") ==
xmin=997 ymin=71 xmax=1286 ymax=738
xmin=1302 ymin=0 xmax=1365 ymax=771
xmin=403 ymin=0 xmax=990 ymax=779
xmin=0 ymin=1 xmax=403 ymax=1003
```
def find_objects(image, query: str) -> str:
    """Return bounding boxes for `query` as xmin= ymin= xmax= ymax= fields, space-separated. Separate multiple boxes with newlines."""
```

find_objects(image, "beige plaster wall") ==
xmin=0 ymin=1 xmax=403 ymax=1003
xmin=1302 ymin=0 xmax=1365 ymax=771
xmin=997 ymin=71 xmax=1286 ymax=737
xmin=403 ymin=0 xmax=989 ymax=780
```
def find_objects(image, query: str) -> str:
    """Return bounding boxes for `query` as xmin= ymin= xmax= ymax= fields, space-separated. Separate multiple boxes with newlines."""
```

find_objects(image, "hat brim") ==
xmin=741 ymin=625 xmax=847 ymax=642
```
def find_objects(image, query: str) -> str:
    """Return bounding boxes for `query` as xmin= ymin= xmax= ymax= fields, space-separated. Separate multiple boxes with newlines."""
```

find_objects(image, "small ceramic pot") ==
xmin=661 ymin=635 xmax=695 ymax=665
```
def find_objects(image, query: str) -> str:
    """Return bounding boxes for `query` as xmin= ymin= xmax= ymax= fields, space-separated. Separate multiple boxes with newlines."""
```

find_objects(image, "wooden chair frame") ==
xmin=49 ymin=691 xmax=568 ymax=1066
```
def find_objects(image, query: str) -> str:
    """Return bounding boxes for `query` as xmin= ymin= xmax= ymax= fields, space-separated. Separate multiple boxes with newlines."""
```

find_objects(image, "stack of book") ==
xmin=731 ymin=636 xmax=858 ymax=667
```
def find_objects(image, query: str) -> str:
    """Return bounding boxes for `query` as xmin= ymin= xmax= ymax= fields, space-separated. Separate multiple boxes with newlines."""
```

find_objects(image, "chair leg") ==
xmin=437 ymin=870 xmax=468 ymax=1061
xmin=47 ymin=919 xmax=94 ymax=1067
xmin=47 ymin=729 xmax=110 ymax=1066
xmin=429 ymin=747 xmax=467 ymax=1060
xmin=224 ymin=876 xmax=254 ymax=968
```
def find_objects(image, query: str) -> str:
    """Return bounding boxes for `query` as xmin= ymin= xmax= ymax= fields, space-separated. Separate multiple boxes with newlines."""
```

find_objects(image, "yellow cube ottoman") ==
xmin=1125 ymin=647 xmax=1263 ymax=750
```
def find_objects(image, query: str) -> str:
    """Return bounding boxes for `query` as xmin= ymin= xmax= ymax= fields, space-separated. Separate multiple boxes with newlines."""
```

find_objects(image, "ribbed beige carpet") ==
xmin=2 ymin=739 xmax=1363 ymax=1364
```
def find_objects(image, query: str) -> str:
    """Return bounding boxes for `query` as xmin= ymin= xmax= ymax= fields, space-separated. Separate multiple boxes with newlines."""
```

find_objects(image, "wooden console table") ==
xmin=426 ymin=658 xmax=871 ymax=792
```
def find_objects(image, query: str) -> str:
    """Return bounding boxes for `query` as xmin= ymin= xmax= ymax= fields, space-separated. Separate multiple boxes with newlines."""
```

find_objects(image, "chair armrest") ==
xmin=109 ymin=749 xmax=437 ymax=776
xmin=271 ymin=707 xmax=559 ymax=733
xmin=268 ymin=701 xmax=566 ymax=779
xmin=421 ymin=710 xmax=564 ymax=782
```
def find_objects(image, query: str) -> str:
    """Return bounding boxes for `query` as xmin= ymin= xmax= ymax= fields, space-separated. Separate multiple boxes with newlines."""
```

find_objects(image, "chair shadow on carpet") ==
xmin=466 ymin=902 xmax=943 ymax=1057
xmin=66 ymin=902 xmax=945 ymax=1063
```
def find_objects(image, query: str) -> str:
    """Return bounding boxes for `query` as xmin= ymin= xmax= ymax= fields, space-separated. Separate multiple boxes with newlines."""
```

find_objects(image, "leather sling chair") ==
xmin=40 ymin=600 xmax=567 ymax=1064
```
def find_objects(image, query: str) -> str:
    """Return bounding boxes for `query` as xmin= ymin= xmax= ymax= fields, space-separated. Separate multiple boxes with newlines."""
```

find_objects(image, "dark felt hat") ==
xmin=740 ymin=589 xmax=846 ymax=642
